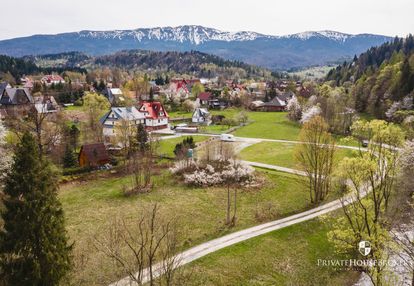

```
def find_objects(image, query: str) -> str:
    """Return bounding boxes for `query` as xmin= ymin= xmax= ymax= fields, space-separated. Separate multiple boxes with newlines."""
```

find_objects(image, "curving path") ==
xmin=110 ymin=139 xmax=369 ymax=285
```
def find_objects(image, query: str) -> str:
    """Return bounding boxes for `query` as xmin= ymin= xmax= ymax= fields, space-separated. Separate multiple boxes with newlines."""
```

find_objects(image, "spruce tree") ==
xmin=136 ymin=123 xmax=149 ymax=154
xmin=63 ymin=144 xmax=77 ymax=168
xmin=0 ymin=132 xmax=72 ymax=286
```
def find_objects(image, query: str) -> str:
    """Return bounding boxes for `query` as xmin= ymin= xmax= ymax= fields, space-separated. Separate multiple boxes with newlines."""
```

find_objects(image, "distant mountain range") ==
xmin=0 ymin=25 xmax=393 ymax=70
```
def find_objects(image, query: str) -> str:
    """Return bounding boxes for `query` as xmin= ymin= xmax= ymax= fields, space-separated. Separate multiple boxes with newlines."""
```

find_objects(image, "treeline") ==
xmin=0 ymin=54 xmax=87 ymax=84
xmin=23 ymin=51 xmax=91 ymax=68
xmin=0 ymin=55 xmax=39 ymax=82
xmin=326 ymin=35 xmax=414 ymax=118
xmin=24 ymin=49 xmax=271 ymax=79
xmin=94 ymin=50 xmax=268 ymax=78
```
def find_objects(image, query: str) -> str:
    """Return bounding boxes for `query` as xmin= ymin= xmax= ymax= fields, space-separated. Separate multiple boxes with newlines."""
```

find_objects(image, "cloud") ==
xmin=0 ymin=0 xmax=412 ymax=40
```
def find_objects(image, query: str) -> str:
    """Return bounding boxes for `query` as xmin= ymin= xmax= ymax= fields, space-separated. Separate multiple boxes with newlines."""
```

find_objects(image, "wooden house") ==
xmin=78 ymin=143 xmax=110 ymax=167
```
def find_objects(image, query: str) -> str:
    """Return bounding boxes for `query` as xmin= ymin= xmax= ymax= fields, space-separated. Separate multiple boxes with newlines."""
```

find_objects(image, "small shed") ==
xmin=78 ymin=143 xmax=110 ymax=167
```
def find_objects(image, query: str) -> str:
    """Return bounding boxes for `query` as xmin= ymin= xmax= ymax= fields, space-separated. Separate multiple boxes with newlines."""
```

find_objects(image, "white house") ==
xmin=100 ymin=107 xmax=145 ymax=138
xmin=41 ymin=75 xmax=65 ymax=86
xmin=104 ymin=88 xmax=124 ymax=104
xmin=192 ymin=108 xmax=211 ymax=125
xmin=138 ymin=101 xmax=169 ymax=131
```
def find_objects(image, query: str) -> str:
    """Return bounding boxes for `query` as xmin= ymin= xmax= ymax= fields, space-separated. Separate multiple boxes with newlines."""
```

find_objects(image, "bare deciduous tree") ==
xmin=94 ymin=204 xmax=184 ymax=286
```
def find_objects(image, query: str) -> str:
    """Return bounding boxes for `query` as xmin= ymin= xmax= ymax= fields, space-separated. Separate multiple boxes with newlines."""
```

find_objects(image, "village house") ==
xmin=261 ymin=96 xmax=287 ymax=112
xmin=138 ymin=101 xmax=169 ymax=131
xmin=0 ymin=83 xmax=33 ymax=106
xmin=100 ymin=106 xmax=146 ymax=138
xmin=250 ymin=100 xmax=265 ymax=110
xmin=197 ymin=92 xmax=213 ymax=105
xmin=33 ymin=95 xmax=59 ymax=115
xmin=276 ymin=90 xmax=295 ymax=102
xmin=167 ymin=79 xmax=190 ymax=100
xmin=78 ymin=143 xmax=110 ymax=167
xmin=192 ymin=108 xmax=211 ymax=125
xmin=41 ymin=74 xmax=65 ymax=86
xmin=103 ymin=87 xmax=124 ymax=104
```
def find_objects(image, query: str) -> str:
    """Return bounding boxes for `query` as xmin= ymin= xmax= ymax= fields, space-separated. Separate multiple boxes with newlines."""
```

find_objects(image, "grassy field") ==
xmin=210 ymin=109 xmax=302 ymax=141
xmin=168 ymin=110 xmax=193 ymax=119
xmin=183 ymin=215 xmax=359 ymax=286
xmin=239 ymin=142 xmax=357 ymax=169
xmin=201 ymin=124 xmax=230 ymax=134
xmin=60 ymin=168 xmax=322 ymax=285
xmin=157 ymin=135 xmax=209 ymax=157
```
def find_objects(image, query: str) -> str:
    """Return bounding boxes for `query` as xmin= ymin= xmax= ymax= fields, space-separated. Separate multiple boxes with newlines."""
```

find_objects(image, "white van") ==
xmin=220 ymin=134 xmax=236 ymax=142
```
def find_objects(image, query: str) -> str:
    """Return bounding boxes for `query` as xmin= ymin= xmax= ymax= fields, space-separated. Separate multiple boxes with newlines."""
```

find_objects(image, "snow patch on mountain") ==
xmin=282 ymin=30 xmax=354 ymax=42
xmin=77 ymin=25 xmax=267 ymax=45
xmin=77 ymin=26 xmax=376 ymax=45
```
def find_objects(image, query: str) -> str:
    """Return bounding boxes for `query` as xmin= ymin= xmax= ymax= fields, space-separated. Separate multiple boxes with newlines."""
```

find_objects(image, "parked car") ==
xmin=220 ymin=134 xmax=236 ymax=142
xmin=362 ymin=140 xmax=369 ymax=147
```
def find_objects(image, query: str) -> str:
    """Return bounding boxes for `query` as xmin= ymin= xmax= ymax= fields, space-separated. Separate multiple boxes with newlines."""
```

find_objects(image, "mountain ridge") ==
xmin=0 ymin=25 xmax=393 ymax=70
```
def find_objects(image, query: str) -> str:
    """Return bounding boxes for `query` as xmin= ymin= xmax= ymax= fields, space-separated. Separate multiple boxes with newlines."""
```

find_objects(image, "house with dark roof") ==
xmin=33 ymin=96 xmax=59 ymax=115
xmin=78 ymin=143 xmax=110 ymax=167
xmin=0 ymin=85 xmax=33 ymax=106
xmin=276 ymin=90 xmax=295 ymax=102
xmin=103 ymin=88 xmax=124 ymax=104
xmin=138 ymin=101 xmax=169 ymax=131
xmin=192 ymin=108 xmax=211 ymax=125
xmin=100 ymin=107 xmax=146 ymax=138
xmin=262 ymin=96 xmax=287 ymax=112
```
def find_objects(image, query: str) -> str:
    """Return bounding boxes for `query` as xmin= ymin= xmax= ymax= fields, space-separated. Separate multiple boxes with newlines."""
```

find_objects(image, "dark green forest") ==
xmin=326 ymin=35 xmax=414 ymax=118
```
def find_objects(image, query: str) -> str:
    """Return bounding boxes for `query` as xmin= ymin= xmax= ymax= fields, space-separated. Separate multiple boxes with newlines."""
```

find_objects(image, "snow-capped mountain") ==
xmin=282 ymin=30 xmax=352 ymax=42
xmin=78 ymin=26 xmax=267 ymax=44
xmin=0 ymin=25 xmax=392 ymax=69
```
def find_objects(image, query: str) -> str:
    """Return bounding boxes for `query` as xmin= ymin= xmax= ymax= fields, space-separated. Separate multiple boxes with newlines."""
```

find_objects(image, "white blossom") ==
xmin=172 ymin=158 xmax=256 ymax=187
xmin=300 ymin=105 xmax=322 ymax=124
xmin=400 ymin=140 xmax=414 ymax=173
xmin=0 ymin=120 xmax=11 ymax=186
xmin=287 ymin=96 xmax=302 ymax=121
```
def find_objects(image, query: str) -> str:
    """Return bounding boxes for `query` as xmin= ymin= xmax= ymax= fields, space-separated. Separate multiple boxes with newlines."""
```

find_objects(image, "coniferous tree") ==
xmin=149 ymin=87 xmax=154 ymax=102
xmin=68 ymin=124 xmax=80 ymax=150
xmin=63 ymin=144 xmax=77 ymax=168
xmin=136 ymin=123 xmax=149 ymax=154
xmin=0 ymin=132 xmax=72 ymax=286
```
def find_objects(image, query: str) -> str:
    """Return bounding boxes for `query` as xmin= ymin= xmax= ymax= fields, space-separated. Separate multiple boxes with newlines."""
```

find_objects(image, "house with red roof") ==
xmin=41 ymin=74 xmax=65 ymax=86
xmin=138 ymin=101 xmax=169 ymax=131
xmin=198 ymin=92 xmax=213 ymax=105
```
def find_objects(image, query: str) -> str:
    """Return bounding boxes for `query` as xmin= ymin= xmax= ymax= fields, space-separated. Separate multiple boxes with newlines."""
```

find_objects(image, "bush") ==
xmin=74 ymin=98 xmax=83 ymax=106
xmin=62 ymin=166 xmax=93 ymax=176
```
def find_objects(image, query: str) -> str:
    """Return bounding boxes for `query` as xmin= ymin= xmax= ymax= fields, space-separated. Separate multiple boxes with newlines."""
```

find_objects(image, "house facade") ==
xmin=262 ymin=96 xmax=287 ymax=112
xmin=104 ymin=88 xmax=124 ymax=104
xmin=41 ymin=75 xmax=65 ymax=86
xmin=78 ymin=143 xmax=110 ymax=167
xmin=192 ymin=108 xmax=211 ymax=125
xmin=138 ymin=101 xmax=169 ymax=131
xmin=101 ymin=107 xmax=146 ymax=138
xmin=198 ymin=92 xmax=213 ymax=105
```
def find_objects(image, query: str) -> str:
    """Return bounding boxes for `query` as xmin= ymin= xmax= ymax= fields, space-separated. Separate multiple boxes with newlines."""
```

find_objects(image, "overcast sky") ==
xmin=1 ymin=0 xmax=413 ymax=40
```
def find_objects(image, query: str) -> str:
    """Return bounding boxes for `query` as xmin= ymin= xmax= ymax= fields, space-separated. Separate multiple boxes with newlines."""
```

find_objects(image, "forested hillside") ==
xmin=0 ymin=55 xmax=39 ymax=84
xmin=24 ymin=50 xmax=270 ymax=79
xmin=326 ymin=35 xmax=414 ymax=118
xmin=0 ymin=54 xmax=87 ymax=84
